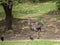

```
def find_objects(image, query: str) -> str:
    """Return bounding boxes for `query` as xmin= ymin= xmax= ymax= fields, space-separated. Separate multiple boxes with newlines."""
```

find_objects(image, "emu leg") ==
xmin=37 ymin=31 xmax=40 ymax=39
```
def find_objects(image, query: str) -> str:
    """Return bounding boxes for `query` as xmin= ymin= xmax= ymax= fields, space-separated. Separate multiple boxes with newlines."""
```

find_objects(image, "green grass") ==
xmin=0 ymin=6 xmax=5 ymax=19
xmin=0 ymin=40 xmax=60 ymax=45
xmin=0 ymin=2 xmax=57 ymax=19
xmin=13 ymin=2 xmax=56 ymax=18
xmin=12 ymin=2 xmax=56 ymax=18
xmin=13 ymin=2 xmax=56 ymax=14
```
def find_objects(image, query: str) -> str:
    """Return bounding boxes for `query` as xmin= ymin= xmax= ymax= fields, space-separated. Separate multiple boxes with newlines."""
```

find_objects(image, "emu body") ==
xmin=28 ymin=18 xmax=43 ymax=32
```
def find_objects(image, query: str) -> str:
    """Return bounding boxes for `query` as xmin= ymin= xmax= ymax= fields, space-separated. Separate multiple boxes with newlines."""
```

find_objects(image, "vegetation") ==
xmin=0 ymin=0 xmax=60 ymax=30
xmin=0 ymin=0 xmax=60 ymax=44
xmin=0 ymin=40 xmax=60 ymax=45
xmin=0 ymin=2 xmax=56 ymax=18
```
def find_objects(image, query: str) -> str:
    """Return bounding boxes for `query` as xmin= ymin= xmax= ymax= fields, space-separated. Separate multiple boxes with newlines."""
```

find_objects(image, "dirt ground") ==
xmin=0 ymin=15 xmax=60 ymax=40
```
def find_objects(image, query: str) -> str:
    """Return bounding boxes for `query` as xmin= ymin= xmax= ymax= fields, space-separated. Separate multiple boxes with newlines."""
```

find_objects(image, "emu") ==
xmin=28 ymin=17 xmax=43 ymax=39
xmin=28 ymin=17 xmax=43 ymax=32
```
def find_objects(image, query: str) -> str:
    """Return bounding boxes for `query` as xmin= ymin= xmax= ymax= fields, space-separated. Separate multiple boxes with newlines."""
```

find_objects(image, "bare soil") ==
xmin=0 ymin=15 xmax=60 ymax=40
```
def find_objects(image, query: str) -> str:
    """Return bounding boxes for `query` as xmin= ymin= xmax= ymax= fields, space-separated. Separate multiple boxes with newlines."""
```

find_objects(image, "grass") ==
xmin=0 ymin=40 xmax=60 ymax=45
xmin=0 ymin=6 xmax=5 ymax=20
xmin=0 ymin=2 xmax=57 ymax=19
xmin=12 ymin=2 xmax=56 ymax=18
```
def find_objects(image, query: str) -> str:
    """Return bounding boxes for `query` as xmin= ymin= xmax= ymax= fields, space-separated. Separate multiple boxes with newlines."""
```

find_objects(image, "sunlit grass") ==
xmin=12 ymin=2 xmax=56 ymax=18
xmin=0 ymin=2 xmax=57 ymax=19
xmin=0 ymin=40 xmax=60 ymax=45
xmin=0 ymin=2 xmax=57 ymax=18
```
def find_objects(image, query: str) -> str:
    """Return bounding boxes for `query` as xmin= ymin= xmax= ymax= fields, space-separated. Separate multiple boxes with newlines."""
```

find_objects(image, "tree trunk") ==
xmin=57 ymin=0 xmax=60 ymax=10
xmin=1 ymin=1 xmax=13 ymax=30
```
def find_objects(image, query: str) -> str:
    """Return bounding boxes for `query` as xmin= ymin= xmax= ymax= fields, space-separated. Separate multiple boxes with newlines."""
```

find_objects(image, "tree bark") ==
xmin=57 ymin=0 xmax=60 ymax=10
xmin=1 ymin=1 xmax=13 ymax=30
